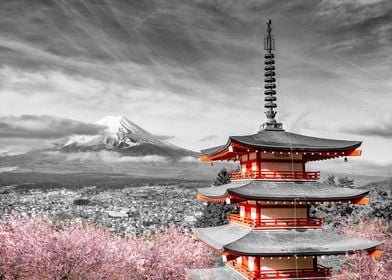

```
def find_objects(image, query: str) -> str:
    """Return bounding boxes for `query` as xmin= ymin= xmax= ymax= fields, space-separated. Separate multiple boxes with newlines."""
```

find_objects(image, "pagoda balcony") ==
xmin=227 ymin=261 xmax=332 ymax=279
xmin=228 ymin=214 xmax=323 ymax=229
xmin=230 ymin=170 xmax=320 ymax=181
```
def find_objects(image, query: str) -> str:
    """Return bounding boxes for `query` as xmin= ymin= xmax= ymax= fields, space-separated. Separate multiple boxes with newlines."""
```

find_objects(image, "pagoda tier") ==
xmin=197 ymin=180 xmax=369 ymax=204
xmin=200 ymin=135 xmax=362 ymax=181
xmin=194 ymin=224 xmax=379 ymax=256
xmin=191 ymin=223 xmax=380 ymax=280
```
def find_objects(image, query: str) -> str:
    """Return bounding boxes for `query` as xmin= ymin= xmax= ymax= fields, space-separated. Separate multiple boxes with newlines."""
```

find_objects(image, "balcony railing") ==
xmin=228 ymin=214 xmax=323 ymax=229
xmin=230 ymin=170 xmax=320 ymax=181
xmin=227 ymin=260 xmax=332 ymax=279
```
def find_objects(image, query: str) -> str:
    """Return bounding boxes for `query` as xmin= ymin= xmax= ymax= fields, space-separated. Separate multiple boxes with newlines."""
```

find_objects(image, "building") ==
xmin=186 ymin=20 xmax=381 ymax=280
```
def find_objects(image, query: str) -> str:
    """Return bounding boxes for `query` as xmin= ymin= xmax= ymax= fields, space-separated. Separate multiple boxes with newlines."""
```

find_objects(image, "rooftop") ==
xmin=197 ymin=180 xmax=369 ymax=202
xmin=194 ymin=223 xmax=380 ymax=256
xmin=186 ymin=266 xmax=244 ymax=280
xmin=201 ymin=130 xmax=361 ymax=159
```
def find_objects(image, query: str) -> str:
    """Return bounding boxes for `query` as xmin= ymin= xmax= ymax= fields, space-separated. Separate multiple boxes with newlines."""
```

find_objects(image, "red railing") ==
xmin=228 ymin=214 xmax=323 ymax=229
xmin=227 ymin=260 xmax=332 ymax=279
xmin=230 ymin=170 xmax=319 ymax=181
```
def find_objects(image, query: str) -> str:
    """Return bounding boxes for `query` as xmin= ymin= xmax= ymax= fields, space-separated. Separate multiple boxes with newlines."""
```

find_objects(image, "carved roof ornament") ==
xmin=261 ymin=19 xmax=284 ymax=131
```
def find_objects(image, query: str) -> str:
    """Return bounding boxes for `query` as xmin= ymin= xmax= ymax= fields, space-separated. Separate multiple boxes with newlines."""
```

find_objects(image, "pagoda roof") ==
xmin=186 ymin=266 xmax=244 ymax=280
xmin=201 ymin=130 xmax=361 ymax=156
xmin=197 ymin=180 xmax=369 ymax=201
xmin=194 ymin=224 xmax=380 ymax=256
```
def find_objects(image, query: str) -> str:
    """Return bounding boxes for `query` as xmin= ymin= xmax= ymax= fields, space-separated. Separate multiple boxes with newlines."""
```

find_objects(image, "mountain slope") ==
xmin=61 ymin=116 xmax=198 ymax=158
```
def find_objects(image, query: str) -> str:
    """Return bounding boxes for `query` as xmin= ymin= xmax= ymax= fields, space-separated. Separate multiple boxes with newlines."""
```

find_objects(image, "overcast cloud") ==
xmin=0 ymin=115 xmax=106 ymax=139
xmin=0 ymin=0 xmax=391 ymax=174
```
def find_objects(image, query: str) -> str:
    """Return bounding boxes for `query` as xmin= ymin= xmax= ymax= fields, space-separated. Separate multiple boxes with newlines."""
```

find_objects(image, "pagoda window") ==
xmin=243 ymin=256 xmax=249 ymax=268
xmin=260 ymin=257 xmax=313 ymax=271
xmin=249 ymin=152 xmax=257 ymax=160
xmin=251 ymin=161 xmax=258 ymax=171
xmin=261 ymin=161 xmax=303 ymax=172
xmin=240 ymin=205 xmax=245 ymax=217
xmin=260 ymin=207 xmax=308 ymax=219
xmin=248 ymin=256 xmax=255 ymax=271
xmin=242 ymin=154 xmax=248 ymax=161
xmin=241 ymin=164 xmax=247 ymax=173
xmin=260 ymin=153 xmax=303 ymax=160
xmin=250 ymin=207 xmax=257 ymax=219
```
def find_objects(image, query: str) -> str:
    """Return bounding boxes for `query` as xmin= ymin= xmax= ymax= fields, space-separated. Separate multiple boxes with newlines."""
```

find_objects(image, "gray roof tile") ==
xmin=194 ymin=225 xmax=380 ymax=256
xmin=201 ymin=130 xmax=361 ymax=155
xmin=186 ymin=266 xmax=245 ymax=280
xmin=197 ymin=180 xmax=369 ymax=201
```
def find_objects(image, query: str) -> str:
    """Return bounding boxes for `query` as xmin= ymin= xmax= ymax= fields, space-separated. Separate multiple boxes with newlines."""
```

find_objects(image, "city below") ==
xmin=0 ymin=183 xmax=205 ymax=236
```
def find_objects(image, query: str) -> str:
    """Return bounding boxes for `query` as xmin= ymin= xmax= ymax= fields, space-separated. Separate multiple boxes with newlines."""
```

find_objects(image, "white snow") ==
xmin=62 ymin=115 xmax=182 ymax=151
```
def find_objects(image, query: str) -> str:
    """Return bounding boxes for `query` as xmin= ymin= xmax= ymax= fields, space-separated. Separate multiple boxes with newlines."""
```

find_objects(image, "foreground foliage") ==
xmin=313 ymin=176 xmax=392 ymax=230
xmin=195 ymin=168 xmax=235 ymax=227
xmin=0 ymin=217 xmax=214 ymax=280
xmin=332 ymin=220 xmax=391 ymax=280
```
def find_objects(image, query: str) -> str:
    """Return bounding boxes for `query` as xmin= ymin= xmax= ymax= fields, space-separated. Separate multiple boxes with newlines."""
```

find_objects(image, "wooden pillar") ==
xmin=245 ymin=204 xmax=251 ymax=219
xmin=256 ymin=202 xmax=261 ymax=227
xmin=257 ymin=150 xmax=261 ymax=178
xmin=254 ymin=256 xmax=260 ymax=276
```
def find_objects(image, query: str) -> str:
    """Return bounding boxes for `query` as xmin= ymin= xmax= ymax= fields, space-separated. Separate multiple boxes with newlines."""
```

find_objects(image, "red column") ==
xmin=245 ymin=204 xmax=251 ymax=219
xmin=257 ymin=150 xmax=261 ymax=178
xmin=254 ymin=256 xmax=260 ymax=277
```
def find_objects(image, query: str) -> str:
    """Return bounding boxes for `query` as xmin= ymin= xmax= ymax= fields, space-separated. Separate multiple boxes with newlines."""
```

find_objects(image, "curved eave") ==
xmin=200 ymin=131 xmax=362 ymax=159
xmin=201 ymin=144 xmax=229 ymax=157
xmin=231 ymin=136 xmax=362 ymax=153
xmin=194 ymin=224 xmax=381 ymax=257
xmin=186 ymin=266 xmax=244 ymax=280
xmin=197 ymin=180 xmax=369 ymax=202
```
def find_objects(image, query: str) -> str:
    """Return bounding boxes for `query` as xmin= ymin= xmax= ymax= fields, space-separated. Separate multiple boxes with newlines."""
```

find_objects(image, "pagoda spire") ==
xmin=261 ymin=19 xmax=283 ymax=131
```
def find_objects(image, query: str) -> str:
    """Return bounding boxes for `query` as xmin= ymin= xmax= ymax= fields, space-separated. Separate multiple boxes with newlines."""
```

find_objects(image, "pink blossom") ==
xmin=332 ymin=220 xmax=391 ymax=280
xmin=0 ymin=216 xmax=214 ymax=279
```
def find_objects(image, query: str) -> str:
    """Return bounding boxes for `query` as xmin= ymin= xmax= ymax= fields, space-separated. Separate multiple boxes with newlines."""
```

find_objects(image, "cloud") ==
xmin=198 ymin=135 xmax=218 ymax=142
xmin=117 ymin=155 xmax=168 ymax=163
xmin=153 ymin=134 xmax=175 ymax=141
xmin=0 ymin=166 xmax=18 ymax=172
xmin=46 ymin=150 xmax=169 ymax=164
xmin=0 ymin=115 xmax=106 ymax=139
xmin=179 ymin=156 xmax=200 ymax=163
xmin=0 ymin=0 xmax=391 ymax=172
xmin=344 ymin=113 xmax=392 ymax=138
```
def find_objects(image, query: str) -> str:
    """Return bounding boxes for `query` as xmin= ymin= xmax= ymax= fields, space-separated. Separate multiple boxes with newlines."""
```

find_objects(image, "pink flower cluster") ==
xmin=333 ymin=220 xmax=391 ymax=280
xmin=0 ymin=217 xmax=214 ymax=279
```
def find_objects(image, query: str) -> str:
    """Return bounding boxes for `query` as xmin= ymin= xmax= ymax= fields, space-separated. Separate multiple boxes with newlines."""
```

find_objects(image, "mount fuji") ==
xmin=61 ymin=116 xmax=198 ymax=158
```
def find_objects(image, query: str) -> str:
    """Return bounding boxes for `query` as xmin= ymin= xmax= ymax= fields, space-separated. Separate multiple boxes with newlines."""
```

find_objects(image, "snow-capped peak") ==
xmin=95 ymin=115 xmax=146 ymax=135
xmin=62 ymin=115 xmax=183 ymax=152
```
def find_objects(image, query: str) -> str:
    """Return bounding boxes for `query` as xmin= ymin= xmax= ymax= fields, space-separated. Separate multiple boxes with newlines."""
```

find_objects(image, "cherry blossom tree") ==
xmin=0 ymin=216 xmax=214 ymax=280
xmin=332 ymin=220 xmax=391 ymax=280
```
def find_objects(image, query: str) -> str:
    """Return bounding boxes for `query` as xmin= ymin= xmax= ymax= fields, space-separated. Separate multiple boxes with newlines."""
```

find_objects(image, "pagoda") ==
xmin=186 ymin=20 xmax=381 ymax=280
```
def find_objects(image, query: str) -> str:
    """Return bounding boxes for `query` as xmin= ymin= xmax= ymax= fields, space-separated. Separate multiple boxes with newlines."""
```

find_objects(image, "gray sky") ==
xmin=0 ymin=0 xmax=391 ymax=175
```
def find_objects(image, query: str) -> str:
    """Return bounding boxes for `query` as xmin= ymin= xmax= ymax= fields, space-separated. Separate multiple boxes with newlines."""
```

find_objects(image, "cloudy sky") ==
xmin=0 ymin=0 xmax=391 ymax=175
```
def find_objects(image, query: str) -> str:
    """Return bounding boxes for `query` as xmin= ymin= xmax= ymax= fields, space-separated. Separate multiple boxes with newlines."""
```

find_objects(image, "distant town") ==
xmin=0 ymin=184 xmax=206 ymax=236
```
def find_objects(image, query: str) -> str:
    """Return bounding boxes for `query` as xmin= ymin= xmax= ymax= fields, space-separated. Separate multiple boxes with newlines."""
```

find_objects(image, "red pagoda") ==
xmin=186 ymin=20 xmax=381 ymax=280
